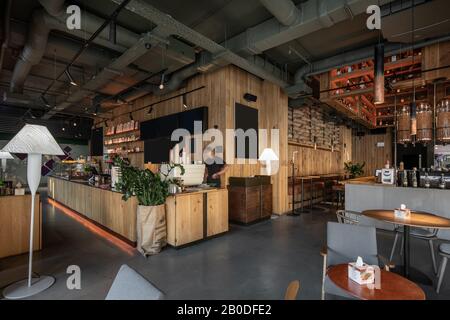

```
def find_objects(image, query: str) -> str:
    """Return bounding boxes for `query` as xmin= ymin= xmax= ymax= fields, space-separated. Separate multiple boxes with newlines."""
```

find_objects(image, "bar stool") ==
xmin=332 ymin=184 xmax=345 ymax=209
xmin=437 ymin=243 xmax=450 ymax=294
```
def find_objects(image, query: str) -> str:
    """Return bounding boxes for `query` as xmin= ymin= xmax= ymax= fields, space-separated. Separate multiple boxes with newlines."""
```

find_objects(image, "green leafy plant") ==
xmin=114 ymin=157 xmax=184 ymax=206
xmin=344 ymin=161 xmax=366 ymax=178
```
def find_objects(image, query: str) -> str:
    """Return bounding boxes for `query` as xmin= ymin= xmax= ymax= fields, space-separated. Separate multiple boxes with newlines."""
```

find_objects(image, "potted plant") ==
xmin=344 ymin=161 xmax=366 ymax=179
xmin=114 ymin=157 xmax=184 ymax=256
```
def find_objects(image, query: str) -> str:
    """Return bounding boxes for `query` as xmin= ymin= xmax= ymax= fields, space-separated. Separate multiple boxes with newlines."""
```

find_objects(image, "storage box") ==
xmin=348 ymin=262 xmax=375 ymax=285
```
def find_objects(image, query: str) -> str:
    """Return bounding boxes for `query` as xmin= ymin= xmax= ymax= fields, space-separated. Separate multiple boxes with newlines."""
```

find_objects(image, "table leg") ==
xmin=403 ymin=225 xmax=411 ymax=278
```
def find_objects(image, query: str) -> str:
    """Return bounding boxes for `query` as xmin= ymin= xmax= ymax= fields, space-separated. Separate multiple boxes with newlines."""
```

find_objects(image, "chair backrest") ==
xmin=284 ymin=280 xmax=300 ymax=300
xmin=105 ymin=264 xmax=165 ymax=300
xmin=336 ymin=210 xmax=359 ymax=224
xmin=326 ymin=222 xmax=379 ymax=267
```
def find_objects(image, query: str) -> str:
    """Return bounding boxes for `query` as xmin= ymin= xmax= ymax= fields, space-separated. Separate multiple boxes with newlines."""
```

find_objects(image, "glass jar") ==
xmin=416 ymin=102 xmax=433 ymax=143
xmin=397 ymin=105 xmax=411 ymax=143
xmin=437 ymin=99 xmax=450 ymax=143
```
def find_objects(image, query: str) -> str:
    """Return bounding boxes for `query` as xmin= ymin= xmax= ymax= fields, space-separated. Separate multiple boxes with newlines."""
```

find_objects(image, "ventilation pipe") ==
xmin=10 ymin=0 xmax=139 ymax=93
xmin=259 ymin=0 xmax=301 ymax=27
xmin=120 ymin=52 xmax=214 ymax=102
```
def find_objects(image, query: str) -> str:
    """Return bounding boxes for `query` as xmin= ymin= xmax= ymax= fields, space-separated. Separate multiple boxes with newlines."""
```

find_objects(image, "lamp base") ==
xmin=3 ymin=276 xmax=55 ymax=299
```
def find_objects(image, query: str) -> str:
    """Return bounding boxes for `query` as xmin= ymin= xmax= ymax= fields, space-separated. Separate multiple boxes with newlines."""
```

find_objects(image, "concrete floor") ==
xmin=1 ymin=195 xmax=449 ymax=300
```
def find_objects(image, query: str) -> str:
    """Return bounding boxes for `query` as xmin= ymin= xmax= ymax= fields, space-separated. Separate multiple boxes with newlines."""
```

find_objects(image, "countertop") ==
xmin=49 ymin=175 xmax=224 ymax=196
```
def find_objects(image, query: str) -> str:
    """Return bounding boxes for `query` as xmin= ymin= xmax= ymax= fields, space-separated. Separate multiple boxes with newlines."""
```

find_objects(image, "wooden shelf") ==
xmin=105 ymin=128 xmax=140 ymax=137
xmin=104 ymin=140 xmax=141 ymax=147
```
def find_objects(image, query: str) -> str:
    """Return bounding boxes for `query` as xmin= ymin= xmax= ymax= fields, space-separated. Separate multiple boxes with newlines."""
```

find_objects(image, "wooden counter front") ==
xmin=0 ymin=194 xmax=42 ymax=259
xmin=166 ymin=188 xmax=228 ymax=248
xmin=48 ymin=177 xmax=137 ymax=243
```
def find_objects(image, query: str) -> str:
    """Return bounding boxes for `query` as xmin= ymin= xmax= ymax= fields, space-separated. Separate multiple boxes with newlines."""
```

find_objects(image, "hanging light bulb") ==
xmin=65 ymin=69 xmax=78 ymax=86
xmin=159 ymin=73 xmax=165 ymax=90
xmin=410 ymin=101 xmax=417 ymax=136
xmin=182 ymin=94 xmax=188 ymax=109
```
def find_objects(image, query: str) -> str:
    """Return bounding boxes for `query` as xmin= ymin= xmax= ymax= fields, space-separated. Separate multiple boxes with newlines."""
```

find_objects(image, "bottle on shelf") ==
xmin=439 ymin=174 xmax=446 ymax=189
xmin=412 ymin=168 xmax=418 ymax=188
xmin=424 ymin=172 xmax=430 ymax=188
xmin=402 ymin=171 xmax=409 ymax=187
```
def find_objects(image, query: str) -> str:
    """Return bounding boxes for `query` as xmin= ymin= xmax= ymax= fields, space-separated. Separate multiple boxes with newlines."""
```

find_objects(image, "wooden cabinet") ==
xmin=0 ymin=194 xmax=41 ymax=259
xmin=166 ymin=189 xmax=228 ymax=248
xmin=228 ymin=179 xmax=272 ymax=224
xmin=207 ymin=190 xmax=229 ymax=237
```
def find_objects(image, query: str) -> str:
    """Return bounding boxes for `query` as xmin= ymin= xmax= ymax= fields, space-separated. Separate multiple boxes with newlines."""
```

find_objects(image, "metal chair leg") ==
xmin=400 ymin=235 xmax=404 ymax=256
xmin=437 ymin=256 xmax=448 ymax=294
xmin=429 ymin=240 xmax=438 ymax=275
xmin=390 ymin=232 xmax=400 ymax=261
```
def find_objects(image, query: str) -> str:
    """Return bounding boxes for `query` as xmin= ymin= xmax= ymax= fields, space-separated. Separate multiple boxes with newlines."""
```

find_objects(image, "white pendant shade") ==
xmin=0 ymin=151 xmax=14 ymax=159
xmin=2 ymin=124 xmax=64 ymax=155
xmin=259 ymin=148 xmax=279 ymax=161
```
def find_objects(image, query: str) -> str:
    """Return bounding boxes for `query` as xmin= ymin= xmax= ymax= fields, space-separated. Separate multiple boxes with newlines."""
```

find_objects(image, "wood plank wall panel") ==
xmin=95 ymin=65 xmax=290 ymax=214
xmin=351 ymin=129 xmax=393 ymax=177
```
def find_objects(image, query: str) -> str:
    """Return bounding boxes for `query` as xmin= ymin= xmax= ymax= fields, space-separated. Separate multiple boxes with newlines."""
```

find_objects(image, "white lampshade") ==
xmin=259 ymin=148 xmax=279 ymax=161
xmin=2 ymin=124 xmax=64 ymax=155
xmin=0 ymin=151 xmax=14 ymax=159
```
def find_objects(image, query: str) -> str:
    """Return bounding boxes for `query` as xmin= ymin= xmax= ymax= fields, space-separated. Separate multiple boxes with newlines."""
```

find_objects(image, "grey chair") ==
xmin=321 ymin=222 xmax=393 ymax=300
xmin=389 ymin=227 xmax=438 ymax=274
xmin=437 ymin=243 xmax=450 ymax=294
xmin=105 ymin=264 xmax=165 ymax=300
xmin=336 ymin=210 xmax=360 ymax=225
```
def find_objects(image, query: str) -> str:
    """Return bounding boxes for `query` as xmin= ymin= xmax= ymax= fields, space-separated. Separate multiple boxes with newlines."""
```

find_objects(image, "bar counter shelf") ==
xmin=47 ymin=176 xmax=228 ymax=249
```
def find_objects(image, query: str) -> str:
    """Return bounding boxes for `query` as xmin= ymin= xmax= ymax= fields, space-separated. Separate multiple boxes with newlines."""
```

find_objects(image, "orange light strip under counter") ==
xmin=48 ymin=198 xmax=136 ymax=256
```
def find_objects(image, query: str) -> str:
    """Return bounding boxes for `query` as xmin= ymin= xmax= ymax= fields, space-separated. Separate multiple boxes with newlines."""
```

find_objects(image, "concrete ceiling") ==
xmin=0 ymin=0 xmax=448 ymax=125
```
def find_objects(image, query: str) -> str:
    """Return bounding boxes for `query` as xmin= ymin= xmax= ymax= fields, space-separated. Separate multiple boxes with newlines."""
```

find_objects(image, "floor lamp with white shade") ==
xmin=259 ymin=148 xmax=279 ymax=176
xmin=2 ymin=124 xmax=64 ymax=299
xmin=0 ymin=151 xmax=14 ymax=180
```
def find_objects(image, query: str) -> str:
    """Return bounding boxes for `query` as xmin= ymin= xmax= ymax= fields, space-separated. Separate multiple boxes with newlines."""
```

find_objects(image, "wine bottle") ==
xmin=439 ymin=174 xmax=446 ymax=189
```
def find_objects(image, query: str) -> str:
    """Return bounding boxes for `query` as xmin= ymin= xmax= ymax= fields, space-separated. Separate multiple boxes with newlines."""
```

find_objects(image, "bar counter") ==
xmin=345 ymin=180 xmax=450 ymax=240
xmin=47 ymin=176 xmax=228 ymax=247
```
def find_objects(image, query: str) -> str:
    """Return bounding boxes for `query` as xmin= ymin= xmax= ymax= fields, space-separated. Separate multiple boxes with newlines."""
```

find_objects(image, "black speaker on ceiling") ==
xmin=244 ymin=93 xmax=257 ymax=103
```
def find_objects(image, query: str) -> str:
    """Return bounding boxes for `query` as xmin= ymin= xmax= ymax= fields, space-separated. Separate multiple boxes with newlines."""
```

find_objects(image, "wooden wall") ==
xmin=95 ymin=65 xmax=289 ymax=214
xmin=352 ymin=129 xmax=393 ymax=177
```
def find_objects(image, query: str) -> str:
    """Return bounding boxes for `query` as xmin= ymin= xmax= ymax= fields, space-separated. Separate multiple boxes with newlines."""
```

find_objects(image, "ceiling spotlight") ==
xmin=73 ymin=121 xmax=77 ymax=127
xmin=159 ymin=74 xmax=165 ymax=90
xmin=93 ymin=105 xmax=99 ymax=116
xmin=65 ymin=69 xmax=78 ymax=86
xmin=62 ymin=127 xmax=66 ymax=132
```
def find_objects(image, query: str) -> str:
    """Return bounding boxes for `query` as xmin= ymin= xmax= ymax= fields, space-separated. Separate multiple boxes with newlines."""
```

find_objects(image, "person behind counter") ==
xmin=204 ymin=148 xmax=228 ymax=187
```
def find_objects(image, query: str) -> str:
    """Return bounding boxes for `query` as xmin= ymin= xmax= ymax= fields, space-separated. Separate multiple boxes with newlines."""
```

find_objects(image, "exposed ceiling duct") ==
xmin=41 ymin=27 xmax=170 ymax=119
xmin=225 ymin=0 xmax=394 ymax=57
xmin=109 ymin=0 xmax=290 ymax=88
xmin=259 ymin=0 xmax=301 ymax=27
xmin=10 ymin=0 xmax=141 ymax=94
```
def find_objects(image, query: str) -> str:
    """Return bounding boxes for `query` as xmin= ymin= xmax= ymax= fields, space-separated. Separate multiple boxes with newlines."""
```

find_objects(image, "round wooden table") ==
xmin=327 ymin=264 xmax=425 ymax=300
xmin=362 ymin=209 xmax=450 ymax=283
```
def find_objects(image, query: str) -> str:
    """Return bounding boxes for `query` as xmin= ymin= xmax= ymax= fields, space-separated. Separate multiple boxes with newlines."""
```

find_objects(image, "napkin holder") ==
xmin=394 ymin=204 xmax=411 ymax=219
xmin=348 ymin=257 xmax=375 ymax=285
